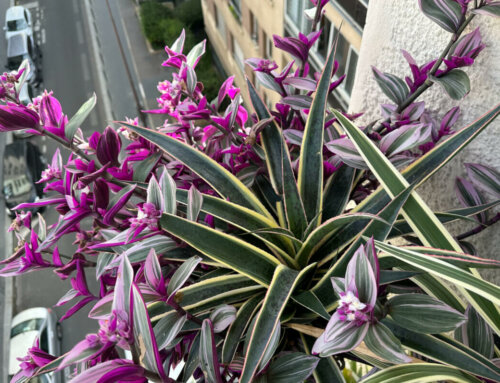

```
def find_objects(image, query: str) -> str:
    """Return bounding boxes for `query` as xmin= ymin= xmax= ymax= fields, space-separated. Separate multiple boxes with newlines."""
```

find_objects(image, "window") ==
xmin=285 ymin=0 xmax=312 ymax=34
xmin=333 ymin=0 xmax=369 ymax=30
xmin=316 ymin=17 xmax=332 ymax=61
xmin=215 ymin=7 xmax=226 ymax=39
xmin=40 ymin=328 xmax=48 ymax=353
xmin=249 ymin=11 xmax=258 ymax=43
xmin=332 ymin=28 xmax=349 ymax=76
xmin=230 ymin=0 xmax=241 ymax=19
xmin=233 ymin=38 xmax=245 ymax=73
xmin=262 ymin=30 xmax=273 ymax=59
xmin=344 ymin=50 xmax=359 ymax=96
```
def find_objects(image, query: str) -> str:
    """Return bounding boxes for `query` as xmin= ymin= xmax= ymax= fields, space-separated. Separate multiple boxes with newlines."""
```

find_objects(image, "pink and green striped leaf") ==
xmin=419 ymin=0 xmax=463 ymax=33
xmin=372 ymin=67 xmax=409 ymax=105
xmin=364 ymin=322 xmax=411 ymax=364
xmin=387 ymin=293 xmax=466 ymax=333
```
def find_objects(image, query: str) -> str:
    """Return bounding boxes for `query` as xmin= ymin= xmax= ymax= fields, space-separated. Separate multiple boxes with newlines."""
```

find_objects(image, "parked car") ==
xmin=2 ymin=140 xmax=46 ymax=218
xmin=4 ymin=6 xmax=33 ymax=40
xmin=8 ymin=307 xmax=62 ymax=383
xmin=6 ymin=32 xmax=41 ymax=86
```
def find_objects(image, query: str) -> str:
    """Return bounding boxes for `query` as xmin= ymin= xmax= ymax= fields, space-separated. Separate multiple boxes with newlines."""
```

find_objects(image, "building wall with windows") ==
xmin=201 ymin=0 xmax=285 ymax=106
xmin=201 ymin=0 xmax=367 ymax=109
xmin=349 ymin=0 xmax=500 ymax=281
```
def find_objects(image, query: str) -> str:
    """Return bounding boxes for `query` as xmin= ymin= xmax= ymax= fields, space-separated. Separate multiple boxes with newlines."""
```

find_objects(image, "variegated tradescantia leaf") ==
xmin=361 ymin=363 xmax=483 ymax=383
xmin=387 ymin=293 xmax=467 ymax=333
xmin=372 ymin=67 xmax=409 ymax=105
xmin=430 ymin=69 xmax=471 ymax=100
xmin=472 ymin=2 xmax=500 ymax=17
xmin=455 ymin=305 xmax=494 ymax=359
xmin=364 ymin=322 xmax=411 ymax=364
xmin=210 ymin=304 xmax=237 ymax=333
xmin=199 ymin=319 xmax=223 ymax=383
xmin=465 ymin=163 xmax=500 ymax=198
xmin=419 ymin=0 xmax=463 ymax=33
xmin=264 ymin=352 xmax=319 ymax=383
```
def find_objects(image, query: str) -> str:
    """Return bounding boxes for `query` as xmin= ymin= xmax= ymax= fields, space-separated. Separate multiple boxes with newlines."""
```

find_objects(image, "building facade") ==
xmin=201 ymin=0 xmax=367 ymax=109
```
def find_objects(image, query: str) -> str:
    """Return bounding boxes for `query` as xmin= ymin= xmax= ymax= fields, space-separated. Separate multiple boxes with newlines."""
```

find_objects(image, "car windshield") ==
xmin=7 ymin=54 xmax=26 ymax=70
xmin=7 ymin=19 xmax=27 ymax=31
xmin=10 ymin=318 xmax=44 ymax=338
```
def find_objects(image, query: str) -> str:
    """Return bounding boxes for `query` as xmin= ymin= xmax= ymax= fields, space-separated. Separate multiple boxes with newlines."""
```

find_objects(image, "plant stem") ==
xmin=456 ymin=213 xmax=500 ymax=241
xmin=373 ymin=13 xmax=476 ymax=132
xmin=168 ymin=298 xmax=203 ymax=325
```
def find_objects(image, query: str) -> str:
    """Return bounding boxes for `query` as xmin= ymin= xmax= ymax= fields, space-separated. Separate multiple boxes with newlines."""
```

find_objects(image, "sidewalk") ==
xmin=89 ymin=0 xmax=169 ymax=127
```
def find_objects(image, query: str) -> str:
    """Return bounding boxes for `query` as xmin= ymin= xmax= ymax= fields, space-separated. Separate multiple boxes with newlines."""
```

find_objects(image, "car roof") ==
xmin=6 ymin=6 xmax=26 ymax=20
xmin=7 ymin=33 xmax=28 ymax=57
xmin=8 ymin=331 xmax=39 ymax=375
xmin=11 ymin=307 xmax=49 ymax=327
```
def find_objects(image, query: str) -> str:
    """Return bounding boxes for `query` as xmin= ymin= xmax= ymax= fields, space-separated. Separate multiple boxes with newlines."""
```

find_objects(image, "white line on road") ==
xmin=81 ymin=53 xmax=91 ymax=82
xmin=22 ymin=1 xmax=39 ymax=9
xmin=82 ymin=0 xmax=113 ymax=122
xmin=76 ymin=20 xmax=84 ymax=46
xmin=42 ymin=144 xmax=47 ymax=154
xmin=90 ymin=111 xmax=98 ymax=127
xmin=41 ymin=28 xmax=46 ymax=45
xmin=72 ymin=0 xmax=80 ymax=15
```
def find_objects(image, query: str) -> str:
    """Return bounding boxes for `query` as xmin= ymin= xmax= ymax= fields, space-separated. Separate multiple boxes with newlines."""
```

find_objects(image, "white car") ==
xmin=4 ymin=6 xmax=33 ymax=40
xmin=6 ymin=32 xmax=40 ymax=85
xmin=9 ymin=307 xmax=62 ymax=383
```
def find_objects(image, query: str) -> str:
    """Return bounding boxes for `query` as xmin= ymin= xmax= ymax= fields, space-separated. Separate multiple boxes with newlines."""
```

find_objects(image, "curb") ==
xmin=82 ymin=0 xmax=114 ymax=122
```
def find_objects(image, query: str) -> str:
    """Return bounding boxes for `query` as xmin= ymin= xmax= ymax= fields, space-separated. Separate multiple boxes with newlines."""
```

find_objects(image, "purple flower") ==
xmin=11 ymin=338 xmax=56 ymax=382
xmin=39 ymin=90 xmax=64 ymax=128
xmin=245 ymin=58 xmax=279 ymax=73
xmin=312 ymin=239 xmax=379 ymax=356
xmin=0 ymin=102 xmax=39 ymax=132
xmin=38 ymin=148 xmax=63 ymax=183
xmin=128 ymin=202 xmax=162 ymax=239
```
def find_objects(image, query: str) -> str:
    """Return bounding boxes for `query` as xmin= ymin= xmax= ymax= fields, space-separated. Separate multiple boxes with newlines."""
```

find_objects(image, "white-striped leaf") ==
xmin=159 ymin=167 xmax=177 ymax=215
xmin=364 ymin=322 xmax=411 ymax=363
xmin=199 ymin=319 xmax=223 ymax=383
xmin=376 ymin=241 xmax=500 ymax=305
xmin=372 ymin=67 xmax=409 ymax=105
xmin=388 ymin=293 xmax=466 ymax=333
xmin=455 ymin=305 xmax=494 ymax=359
xmin=419 ymin=0 xmax=463 ymax=33
xmin=465 ymin=163 xmax=500 ymax=198
xmin=210 ymin=304 xmax=237 ymax=333
xmin=146 ymin=176 xmax=162 ymax=210
xmin=167 ymin=256 xmax=202 ymax=299
xmin=265 ymin=352 xmax=319 ymax=383
xmin=187 ymin=185 xmax=203 ymax=222
xmin=455 ymin=177 xmax=487 ymax=223
xmin=326 ymin=138 xmax=367 ymax=169
xmin=361 ymin=363 xmax=483 ymax=383
xmin=379 ymin=123 xmax=431 ymax=156
xmin=154 ymin=312 xmax=187 ymax=350
xmin=312 ymin=318 xmax=369 ymax=357
xmin=430 ymin=69 xmax=470 ymax=100
xmin=472 ymin=3 xmax=500 ymax=17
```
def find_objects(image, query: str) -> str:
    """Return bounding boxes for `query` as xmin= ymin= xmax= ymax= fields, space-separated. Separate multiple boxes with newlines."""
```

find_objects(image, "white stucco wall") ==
xmin=349 ymin=1 xmax=500 ymax=282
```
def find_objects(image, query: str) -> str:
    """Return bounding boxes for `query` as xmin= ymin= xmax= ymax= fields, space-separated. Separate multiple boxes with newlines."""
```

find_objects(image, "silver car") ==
xmin=4 ymin=6 xmax=33 ymax=40
xmin=8 ymin=307 xmax=62 ymax=383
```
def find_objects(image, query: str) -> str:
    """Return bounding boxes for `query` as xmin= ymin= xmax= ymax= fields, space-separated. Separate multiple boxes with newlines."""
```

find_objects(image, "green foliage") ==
xmin=139 ymin=0 xmax=222 ymax=99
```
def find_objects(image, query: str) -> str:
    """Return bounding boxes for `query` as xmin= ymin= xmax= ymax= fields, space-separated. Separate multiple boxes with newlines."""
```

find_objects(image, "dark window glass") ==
xmin=335 ymin=0 xmax=368 ymax=29
xmin=317 ymin=17 xmax=331 ymax=60
xmin=344 ymin=50 xmax=359 ymax=96
xmin=7 ymin=54 xmax=27 ymax=70
xmin=7 ymin=19 xmax=27 ymax=32
xmin=10 ymin=318 xmax=44 ymax=338
xmin=40 ymin=328 xmax=48 ymax=353
xmin=332 ymin=29 xmax=349 ymax=76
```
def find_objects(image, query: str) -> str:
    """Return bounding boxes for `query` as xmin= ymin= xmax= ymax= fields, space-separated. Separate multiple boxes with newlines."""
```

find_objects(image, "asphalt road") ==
xmin=9 ymin=0 xmax=106 ymax=367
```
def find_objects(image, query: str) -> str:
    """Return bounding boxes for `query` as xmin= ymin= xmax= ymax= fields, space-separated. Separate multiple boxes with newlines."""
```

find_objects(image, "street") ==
xmin=0 ymin=0 xmax=172 ymax=378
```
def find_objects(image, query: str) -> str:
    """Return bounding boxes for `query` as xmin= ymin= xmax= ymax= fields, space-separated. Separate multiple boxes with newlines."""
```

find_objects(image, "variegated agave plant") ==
xmin=106 ymin=46 xmax=500 ymax=382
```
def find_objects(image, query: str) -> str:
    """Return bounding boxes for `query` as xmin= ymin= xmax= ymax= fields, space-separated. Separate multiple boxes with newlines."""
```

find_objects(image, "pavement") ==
xmin=0 ymin=0 xmax=171 ymax=380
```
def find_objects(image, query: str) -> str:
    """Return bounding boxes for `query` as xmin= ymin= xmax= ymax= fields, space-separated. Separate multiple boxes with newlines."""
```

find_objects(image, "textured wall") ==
xmin=349 ymin=1 xmax=500 ymax=282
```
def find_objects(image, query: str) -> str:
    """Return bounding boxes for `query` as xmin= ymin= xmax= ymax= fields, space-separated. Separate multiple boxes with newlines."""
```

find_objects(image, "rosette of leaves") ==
xmin=110 ymin=42 xmax=500 ymax=383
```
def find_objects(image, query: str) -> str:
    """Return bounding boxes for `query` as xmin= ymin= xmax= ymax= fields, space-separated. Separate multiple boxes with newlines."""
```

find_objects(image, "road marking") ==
xmin=76 ymin=20 xmax=84 ymax=46
xmin=42 ymin=144 xmax=47 ymax=154
xmin=90 ymin=111 xmax=98 ymax=127
xmin=81 ymin=53 xmax=91 ymax=82
xmin=72 ymin=0 xmax=80 ymax=15
xmin=22 ymin=1 xmax=39 ymax=9
xmin=41 ymin=135 xmax=46 ymax=141
xmin=41 ymin=28 xmax=46 ymax=45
